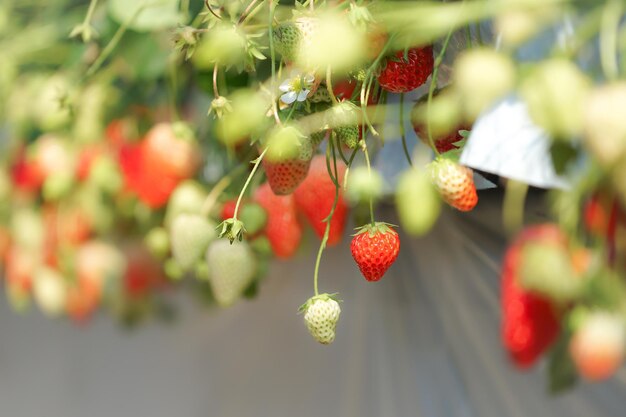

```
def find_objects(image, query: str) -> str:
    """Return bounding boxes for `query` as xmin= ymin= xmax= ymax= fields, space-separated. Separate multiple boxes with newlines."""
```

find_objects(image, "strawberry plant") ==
xmin=4 ymin=0 xmax=626 ymax=393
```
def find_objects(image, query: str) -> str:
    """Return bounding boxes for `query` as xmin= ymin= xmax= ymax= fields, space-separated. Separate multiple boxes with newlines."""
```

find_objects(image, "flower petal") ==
xmin=281 ymin=91 xmax=297 ymax=104
xmin=297 ymin=90 xmax=310 ymax=101
xmin=279 ymin=80 xmax=292 ymax=92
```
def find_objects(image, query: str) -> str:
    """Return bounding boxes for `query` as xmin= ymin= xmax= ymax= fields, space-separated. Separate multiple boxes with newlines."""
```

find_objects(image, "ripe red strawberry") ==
xmin=413 ymin=123 xmax=469 ymax=154
xmin=350 ymin=223 xmax=400 ymax=282
xmin=377 ymin=46 xmax=434 ymax=93
xmin=294 ymin=155 xmax=348 ymax=246
xmin=76 ymin=145 xmax=104 ymax=181
xmin=583 ymin=193 xmax=618 ymax=239
xmin=332 ymin=79 xmax=378 ymax=105
xmin=11 ymin=148 xmax=42 ymax=193
xmin=429 ymin=158 xmax=478 ymax=212
xmin=141 ymin=122 xmax=200 ymax=181
xmin=570 ymin=312 xmax=625 ymax=381
xmin=123 ymin=244 xmax=167 ymax=298
xmin=254 ymin=182 xmax=302 ymax=259
xmin=65 ymin=276 xmax=100 ymax=324
xmin=262 ymin=136 xmax=314 ymax=195
xmin=118 ymin=142 xmax=179 ymax=209
xmin=501 ymin=224 xmax=561 ymax=368
xmin=220 ymin=199 xmax=239 ymax=220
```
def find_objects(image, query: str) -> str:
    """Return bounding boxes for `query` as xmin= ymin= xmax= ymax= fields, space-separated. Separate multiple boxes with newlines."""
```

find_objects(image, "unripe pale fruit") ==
xmin=583 ymin=83 xmax=626 ymax=166
xmin=33 ymin=267 xmax=67 ymax=317
xmin=519 ymin=242 xmax=583 ymax=302
xmin=346 ymin=166 xmax=383 ymax=204
xmin=454 ymin=49 xmax=515 ymax=120
xmin=570 ymin=312 xmax=625 ymax=381
xmin=521 ymin=59 xmax=590 ymax=140
xmin=395 ymin=168 xmax=440 ymax=236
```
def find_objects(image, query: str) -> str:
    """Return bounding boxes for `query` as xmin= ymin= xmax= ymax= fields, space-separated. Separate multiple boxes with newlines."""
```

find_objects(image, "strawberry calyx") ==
xmin=218 ymin=218 xmax=246 ymax=243
xmin=352 ymin=222 xmax=396 ymax=237
xmin=298 ymin=292 xmax=341 ymax=313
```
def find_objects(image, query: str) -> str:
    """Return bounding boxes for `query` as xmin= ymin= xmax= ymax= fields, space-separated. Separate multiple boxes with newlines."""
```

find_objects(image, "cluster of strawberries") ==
xmin=502 ymin=194 xmax=626 ymax=384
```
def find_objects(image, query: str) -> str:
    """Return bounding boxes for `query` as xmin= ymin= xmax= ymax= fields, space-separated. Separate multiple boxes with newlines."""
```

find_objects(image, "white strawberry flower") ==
xmin=279 ymin=71 xmax=314 ymax=104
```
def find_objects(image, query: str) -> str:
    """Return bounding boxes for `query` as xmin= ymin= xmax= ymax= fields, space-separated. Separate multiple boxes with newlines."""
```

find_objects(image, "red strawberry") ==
xmin=583 ymin=193 xmax=618 ymax=239
xmin=123 ymin=244 xmax=167 ymax=298
xmin=377 ymin=46 xmax=434 ymax=93
xmin=262 ymin=136 xmax=314 ymax=195
xmin=332 ymin=79 xmax=378 ymax=105
xmin=413 ymin=123 xmax=470 ymax=154
xmin=118 ymin=142 xmax=179 ymax=208
xmin=294 ymin=155 xmax=348 ymax=246
xmin=11 ymin=148 xmax=42 ymax=192
xmin=501 ymin=224 xmax=562 ymax=368
xmin=142 ymin=122 xmax=200 ymax=181
xmin=65 ymin=276 xmax=100 ymax=324
xmin=220 ymin=199 xmax=239 ymax=220
xmin=350 ymin=223 xmax=400 ymax=282
xmin=430 ymin=158 xmax=478 ymax=212
xmin=76 ymin=145 xmax=104 ymax=181
xmin=254 ymin=182 xmax=303 ymax=259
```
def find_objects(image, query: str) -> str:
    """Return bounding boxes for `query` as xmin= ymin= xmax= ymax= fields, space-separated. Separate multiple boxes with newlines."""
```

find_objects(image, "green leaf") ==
xmin=550 ymin=141 xmax=578 ymax=175
xmin=109 ymin=0 xmax=183 ymax=32
xmin=547 ymin=329 xmax=579 ymax=395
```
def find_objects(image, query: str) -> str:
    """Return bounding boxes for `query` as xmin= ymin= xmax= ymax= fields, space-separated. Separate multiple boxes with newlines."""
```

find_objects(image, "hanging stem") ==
xmin=399 ymin=93 xmax=412 ymax=166
xmin=361 ymin=141 xmax=376 ymax=227
xmin=326 ymin=66 xmax=340 ymax=105
xmin=426 ymin=28 xmax=455 ymax=156
xmin=238 ymin=0 xmax=260 ymax=24
xmin=84 ymin=2 xmax=148 ymax=78
xmin=600 ymin=0 xmax=621 ymax=81
xmin=312 ymin=137 xmax=340 ymax=296
xmin=233 ymin=148 xmax=268 ymax=220
xmin=82 ymin=0 xmax=99 ymax=28
xmin=200 ymin=176 xmax=232 ymax=217
xmin=213 ymin=63 xmax=220 ymax=98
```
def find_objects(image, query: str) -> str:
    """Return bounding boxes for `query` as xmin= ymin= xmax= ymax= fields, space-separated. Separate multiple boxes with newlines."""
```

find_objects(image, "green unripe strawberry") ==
xmin=164 ymin=258 xmax=184 ymax=281
xmin=273 ymin=22 xmax=303 ymax=62
xmin=165 ymin=180 xmax=208 ymax=228
xmin=205 ymin=239 xmax=257 ymax=307
xmin=273 ymin=17 xmax=317 ymax=62
xmin=144 ymin=227 xmax=170 ymax=259
xmin=239 ymin=203 xmax=268 ymax=235
xmin=346 ymin=166 xmax=383 ymax=204
xmin=396 ymin=168 xmax=441 ymax=236
xmin=332 ymin=125 xmax=360 ymax=149
xmin=310 ymin=130 xmax=327 ymax=146
xmin=519 ymin=242 xmax=583 ymax=303
xmin=171 ymin=214 xmax=217 ymax=270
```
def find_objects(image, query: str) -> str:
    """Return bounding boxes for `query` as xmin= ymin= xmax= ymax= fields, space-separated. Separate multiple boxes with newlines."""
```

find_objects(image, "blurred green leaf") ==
xmin=108 ymin=0 xmax=183 ymax=32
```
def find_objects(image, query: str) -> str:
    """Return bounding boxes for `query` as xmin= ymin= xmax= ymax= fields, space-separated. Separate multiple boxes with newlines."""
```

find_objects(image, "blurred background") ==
xmin=1 ymin=192 xmax=625 ymax=417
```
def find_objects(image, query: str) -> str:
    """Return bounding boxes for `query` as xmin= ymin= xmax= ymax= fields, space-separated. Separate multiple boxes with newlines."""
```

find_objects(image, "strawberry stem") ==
xmin=233 ymin=147 xmax=268 ymax=221
xmin=212 ymin=63 xmax=220 ymax=98
xmin=361 ymin=140 xmax=376 ymax=227
xmin=359 ymin=34 xmax=396 ymax=136
xmin=313 ymin=136 xmax=341 ymax=296
xmin=399 ymin=93 xmax=412 ymax=166
xmin=326 ymin=66 xmax=340 ymax=106
xmin=426 ymin=28 xmax=454 ymax=157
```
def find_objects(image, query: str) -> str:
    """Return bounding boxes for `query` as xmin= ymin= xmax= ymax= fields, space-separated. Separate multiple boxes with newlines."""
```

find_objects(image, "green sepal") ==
xmin=352 ymin=222 xmax=397 ymax=237
xmin=218 ymin=218 xmax=247 ymax=243
xmin=298 ymin=292 xmax=342 ymax=313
